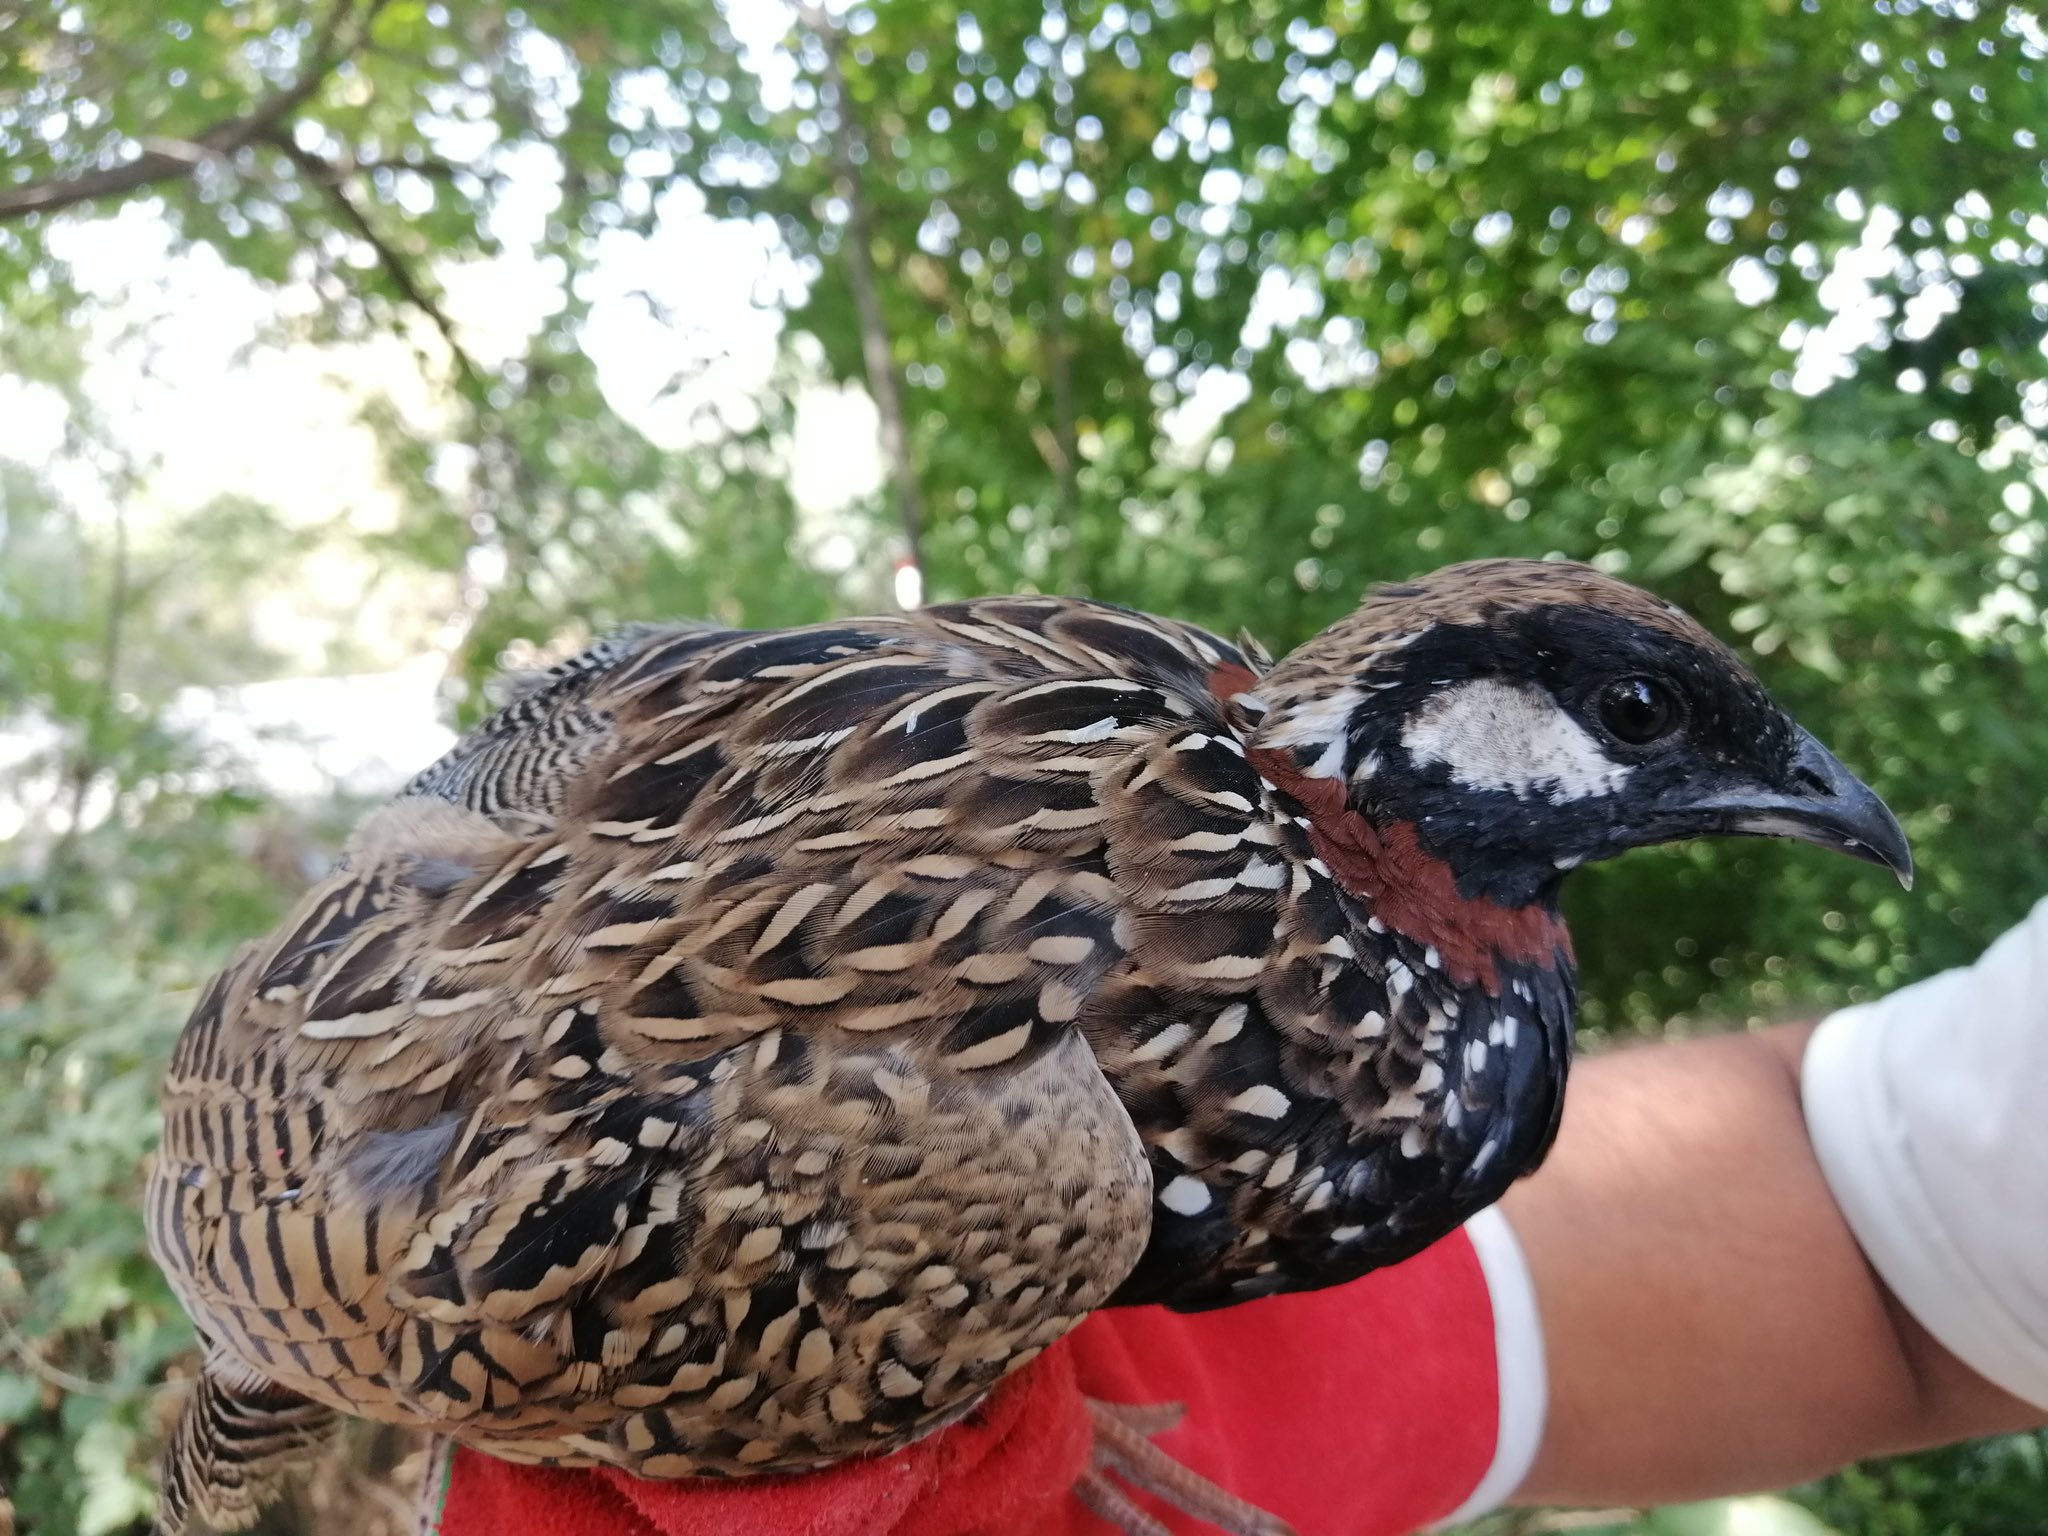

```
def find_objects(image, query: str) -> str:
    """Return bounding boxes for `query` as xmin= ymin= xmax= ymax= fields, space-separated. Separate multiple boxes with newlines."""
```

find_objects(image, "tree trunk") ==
xmin=808 ymin=8 xmax=926 ymax=596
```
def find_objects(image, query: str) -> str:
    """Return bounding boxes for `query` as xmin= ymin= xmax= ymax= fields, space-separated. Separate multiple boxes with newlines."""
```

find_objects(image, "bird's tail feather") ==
xmin=154 ymin=1367 xmax=337 ymax=1535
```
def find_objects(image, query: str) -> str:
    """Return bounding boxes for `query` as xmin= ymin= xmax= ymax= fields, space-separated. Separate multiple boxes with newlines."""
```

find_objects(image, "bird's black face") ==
xmin=1327 ymin=601 xmax=1911 ymax=908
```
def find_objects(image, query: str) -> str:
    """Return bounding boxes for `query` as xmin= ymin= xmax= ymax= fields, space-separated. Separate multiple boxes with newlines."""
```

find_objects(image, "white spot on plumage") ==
xmin=876 ymin=750 xmax=978 ymax=787
xmin=1160 ymin=1175 xmax=1212 ymax=1216
xmin=1043 ymin=716 xmax=1122 ymax=743
xmin=1400 ymin=1125 xmax=1427 ymax=1158
xmin=758 ymin=725 xmax=857 ymax=758
xmin=947 ymin=1022 xmax=1034 ymax=1070
xmin=1401 ymin=678 xmax=1630 ymax=802
xmin=1203 ymin=1003 xmax=1249 ymax=1045
xmin=1026 ymin=935 xmax=1094 ymax=964
xmin=1130 ymin=1022 xmax=1193 ymax=1063
xmin=1303 ymin=734 xmax=1349 ymax=780
xmin=413 ymin=989 xmax=494 ymax=1017
xmin=1162 ymin=876 xmax=1239 ymax=904
xmin=1224 ymin=1084 xmax=1292 ymax=1120
xmin=1167 ymin=829 xmax=1258 ymax=854
xmin=1038 ymin=981 xmax=1083 ymax=1022
xmin=1236 ymin=858 xmax=1286 ymax=890
xmin=299 ymin=1009 xmax=405 ymax=1041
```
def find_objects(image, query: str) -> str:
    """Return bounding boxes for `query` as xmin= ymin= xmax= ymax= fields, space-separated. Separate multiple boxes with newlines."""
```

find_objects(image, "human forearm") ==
xmin=1503 ymin=1022 xmax=2042 ymax=1507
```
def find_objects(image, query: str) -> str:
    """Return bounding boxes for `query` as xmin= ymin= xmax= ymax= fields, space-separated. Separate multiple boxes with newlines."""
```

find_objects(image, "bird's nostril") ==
xmin=1791 ymin=764 xmax=1832 ymax=798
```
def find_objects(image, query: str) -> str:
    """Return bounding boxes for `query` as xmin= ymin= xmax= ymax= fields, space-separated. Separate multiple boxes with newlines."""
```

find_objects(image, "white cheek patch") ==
xmin=1400 ymin=679 xmax=1631 ymax=803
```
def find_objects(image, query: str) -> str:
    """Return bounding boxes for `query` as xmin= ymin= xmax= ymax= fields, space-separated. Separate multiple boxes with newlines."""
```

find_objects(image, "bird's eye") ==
xmin=1596 ymin=677 xmax=1680 ymax=745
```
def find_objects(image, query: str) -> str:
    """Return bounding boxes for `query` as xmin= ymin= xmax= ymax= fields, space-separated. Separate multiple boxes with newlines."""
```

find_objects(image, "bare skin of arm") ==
xmin=1505 ymin=1022 xmax=2045 ymax=1508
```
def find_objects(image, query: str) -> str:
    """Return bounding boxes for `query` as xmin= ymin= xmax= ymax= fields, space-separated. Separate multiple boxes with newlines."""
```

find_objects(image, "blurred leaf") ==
xmin=1642 ymin=1496 xmax=1842 ymax=1536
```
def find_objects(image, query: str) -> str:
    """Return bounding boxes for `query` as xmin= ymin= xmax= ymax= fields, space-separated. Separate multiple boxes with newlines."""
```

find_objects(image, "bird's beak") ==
xmin=1676 ymin=729 xmax=1913 ymax=888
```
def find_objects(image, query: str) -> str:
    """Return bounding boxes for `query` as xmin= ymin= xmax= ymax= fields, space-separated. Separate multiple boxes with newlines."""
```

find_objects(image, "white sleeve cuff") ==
xmin=1434 ymin=1205 xmax=1548 ymax=1525
xmin=1801 ymin=897 xmax=2048 ymax=1411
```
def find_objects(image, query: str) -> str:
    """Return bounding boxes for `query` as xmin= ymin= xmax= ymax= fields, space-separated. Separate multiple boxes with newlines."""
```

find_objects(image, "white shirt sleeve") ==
xmin=1801 ymin=894 xmax=2048 ymax=1410
xmin=1432 ymin=1205 xmax=1549 ymax=1526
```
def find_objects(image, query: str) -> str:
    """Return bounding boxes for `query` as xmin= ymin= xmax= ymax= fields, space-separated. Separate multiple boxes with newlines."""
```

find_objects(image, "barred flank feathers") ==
xmin=154 ymin=1368 xmax=337 ymax=1535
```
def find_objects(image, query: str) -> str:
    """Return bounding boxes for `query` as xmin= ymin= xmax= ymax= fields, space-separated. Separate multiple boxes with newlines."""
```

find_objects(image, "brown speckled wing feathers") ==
xmin=149 ymin=599 xmax=1261 ymax=1488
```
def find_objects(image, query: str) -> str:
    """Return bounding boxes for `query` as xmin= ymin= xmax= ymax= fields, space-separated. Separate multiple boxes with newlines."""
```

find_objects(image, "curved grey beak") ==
xmin=1686 ymin=729 xmax=1913 ymax=888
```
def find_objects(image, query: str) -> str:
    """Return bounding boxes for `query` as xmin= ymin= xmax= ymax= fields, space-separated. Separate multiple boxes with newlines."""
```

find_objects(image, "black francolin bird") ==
xmin=146 ymin=559 xmax=1909 ymax=1534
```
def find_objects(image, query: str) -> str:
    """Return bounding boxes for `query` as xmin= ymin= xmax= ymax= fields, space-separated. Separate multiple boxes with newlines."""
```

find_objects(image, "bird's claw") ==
xmin=1074 ymin=1397 xmax=1296 ymax=1536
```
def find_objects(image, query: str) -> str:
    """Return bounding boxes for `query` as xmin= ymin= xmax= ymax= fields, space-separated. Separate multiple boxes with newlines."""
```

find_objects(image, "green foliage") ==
xmin=1794 ymin=1433 xmax=2048 ymax=1536
xmin=1 ymin=918 xmax=215 ymax=1536
xmin=0 ymin=818 xmax=310 ymax=1536
xmin=1461 ymin=1494 xmax=1841 ymax=1536
xmin=2 ymin=0 xmax=2046 ymax=1532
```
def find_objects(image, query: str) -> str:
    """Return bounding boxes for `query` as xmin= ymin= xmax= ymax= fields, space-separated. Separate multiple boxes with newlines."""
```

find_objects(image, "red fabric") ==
xmin=430 ymin=1232 xmax=1497 ymax=1536
xmin=430 ymin=1346 xmax=1093 ymax=1536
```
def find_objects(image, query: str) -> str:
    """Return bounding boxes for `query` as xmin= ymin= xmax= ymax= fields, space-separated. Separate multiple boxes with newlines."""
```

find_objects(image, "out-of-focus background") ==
xmin=1 ymin=1 xmax=2045 ymax=1532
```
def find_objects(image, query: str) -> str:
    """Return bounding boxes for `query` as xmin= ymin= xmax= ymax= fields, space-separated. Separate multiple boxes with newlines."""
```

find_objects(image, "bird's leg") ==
xmin=1077 ymin=1397 xmax=1297 ymax=1536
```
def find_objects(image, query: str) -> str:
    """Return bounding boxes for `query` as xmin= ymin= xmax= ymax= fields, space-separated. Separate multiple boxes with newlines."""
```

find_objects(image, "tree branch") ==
xmin=267 ymin=131 xmax=486 ymax=395
xmin=1035 ymin=42 xmax=1087 ymax=593
xmin=0 ymin=0 xmax=392 ymax=223
xmin=293 ymin=151 xmax=476 ymax=188
xmin=0 ymin=1301 xmax=119 ymax=1400
xmin=265 ymin=135 xmax=550 ymax=646
xmin=43 ymin=488 xmax=128 ymax=905
xmin=1043 ymin=196 xmax=1085 ymax=593
xmin=804 ymin=5 xmax=926 ymax=589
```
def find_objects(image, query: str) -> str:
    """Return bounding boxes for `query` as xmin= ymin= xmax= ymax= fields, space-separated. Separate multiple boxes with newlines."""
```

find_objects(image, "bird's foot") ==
xmin=1075 ymin=1397 xmax=1296 ymax=1536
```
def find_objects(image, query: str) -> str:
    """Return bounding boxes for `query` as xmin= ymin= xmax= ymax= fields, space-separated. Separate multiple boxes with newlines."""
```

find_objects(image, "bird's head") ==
xmin=1241 ymin=559 xmax=1911 ymax=913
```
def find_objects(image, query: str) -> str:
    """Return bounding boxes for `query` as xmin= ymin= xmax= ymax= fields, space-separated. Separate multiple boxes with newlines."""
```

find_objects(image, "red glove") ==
xmin=422 ymin=1231 xmax=1502 ymax=1536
